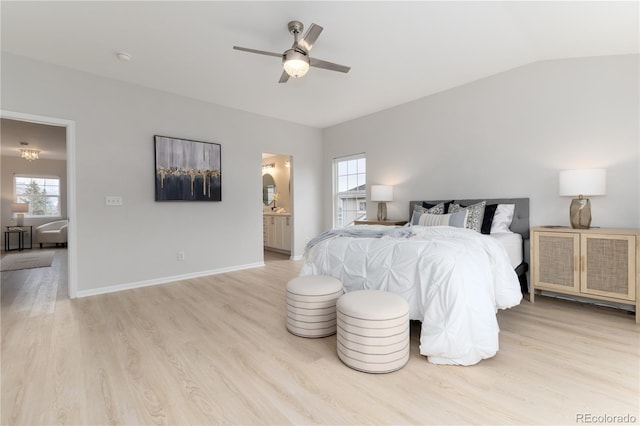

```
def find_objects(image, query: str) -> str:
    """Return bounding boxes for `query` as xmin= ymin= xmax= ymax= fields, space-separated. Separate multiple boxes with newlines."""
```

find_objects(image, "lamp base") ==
xmin=569 ymin=197 xmax=591 ymax=229
xmin=16 ymin=213 xmax=24 ymax=227
xmin=377 ymin=202 xmax=387 ymax=221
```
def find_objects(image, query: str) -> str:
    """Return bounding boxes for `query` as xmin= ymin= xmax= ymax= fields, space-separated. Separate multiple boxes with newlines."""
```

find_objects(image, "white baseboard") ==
xmin=75 ymin=261 xmax=266 ymax=298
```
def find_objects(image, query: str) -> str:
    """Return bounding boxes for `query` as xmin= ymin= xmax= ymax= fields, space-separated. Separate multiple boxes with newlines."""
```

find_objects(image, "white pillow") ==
xmin=418 ymin=210 xmax=468 ymax=228
xmin=490 ymin=204 xmax=515 ymax=233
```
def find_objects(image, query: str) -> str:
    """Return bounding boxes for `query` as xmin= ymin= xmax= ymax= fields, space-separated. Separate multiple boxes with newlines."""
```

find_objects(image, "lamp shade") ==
xmin=11 ymin=202 xmax=29 ymax=213
xmin=559 ymin=169 xmax=606 ymax=197
xmin=371 ymin=185 xmax=393 ymax=202
xmin=12 ymin=202 xmax=29 ymax=226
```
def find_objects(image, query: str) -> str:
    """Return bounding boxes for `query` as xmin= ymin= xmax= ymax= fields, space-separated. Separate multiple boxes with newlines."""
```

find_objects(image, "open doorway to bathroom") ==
xmin=262 ymin=152 xmax=292 ymax=262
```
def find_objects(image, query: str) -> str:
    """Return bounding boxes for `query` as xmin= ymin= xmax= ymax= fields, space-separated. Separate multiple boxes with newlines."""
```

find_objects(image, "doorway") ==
xmin=262 ymin=152 xmax=293 ymax=261
xmin=0 ymin=110 xmax=77 ymax=297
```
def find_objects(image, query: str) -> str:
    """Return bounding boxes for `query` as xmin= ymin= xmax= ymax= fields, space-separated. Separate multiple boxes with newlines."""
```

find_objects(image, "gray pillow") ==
xmin=416 ymin=210 xmax=468 ymax=228
xmin=411 ymin=203 xmax=445 ymax=225
xmin=449 ymin=201 xmax=486 ymax=233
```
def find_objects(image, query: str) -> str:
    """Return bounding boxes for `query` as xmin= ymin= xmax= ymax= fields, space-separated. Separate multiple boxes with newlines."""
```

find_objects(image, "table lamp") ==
xmin=371 ymin=185 xmax=393 ymax=221
xmin=559 ymin=169 xmax=606 ymax=229
xmin=12 ymin=202 xmax=29 ymax=227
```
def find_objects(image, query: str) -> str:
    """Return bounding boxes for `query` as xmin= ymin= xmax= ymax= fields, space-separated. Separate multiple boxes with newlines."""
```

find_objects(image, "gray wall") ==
xmin=323 ymin=55 xmax=639 ymax=230
xmin=1 ymin=53 xmax=324 ymax=295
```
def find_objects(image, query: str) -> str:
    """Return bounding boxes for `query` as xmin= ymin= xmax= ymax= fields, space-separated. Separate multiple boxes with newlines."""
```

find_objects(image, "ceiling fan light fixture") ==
xmin=233 ymin=21 xmax=349 ymax=83
xmin=283 ymin=49 xmax=309 ymax=78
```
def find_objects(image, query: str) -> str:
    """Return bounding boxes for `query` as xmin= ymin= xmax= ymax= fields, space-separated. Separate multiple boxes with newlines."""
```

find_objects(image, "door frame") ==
xmin=1 ymin=110 xmax=78 ymax=298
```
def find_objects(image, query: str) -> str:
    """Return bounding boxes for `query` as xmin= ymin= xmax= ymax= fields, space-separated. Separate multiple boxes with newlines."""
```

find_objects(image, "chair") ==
xmin=35 ymin=220 xmax=68 ymax=248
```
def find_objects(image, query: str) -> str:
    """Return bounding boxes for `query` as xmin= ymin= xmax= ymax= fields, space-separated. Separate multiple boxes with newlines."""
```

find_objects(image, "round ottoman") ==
xmin=336 ymin=290 xmax=410 ymax=373
xmin=286 ymin=275 xmax=343 ymax=338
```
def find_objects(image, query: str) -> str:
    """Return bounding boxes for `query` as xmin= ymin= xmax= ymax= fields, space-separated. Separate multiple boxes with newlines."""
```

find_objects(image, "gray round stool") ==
xmin=336 ymin=290 xmax=410 ymax=373
xmin=286 ymin=275 xmax=343 ymax=338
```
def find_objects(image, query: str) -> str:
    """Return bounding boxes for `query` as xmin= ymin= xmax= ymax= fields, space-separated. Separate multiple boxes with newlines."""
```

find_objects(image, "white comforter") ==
xmin=300 ymin=225 xmax=522 ymax=366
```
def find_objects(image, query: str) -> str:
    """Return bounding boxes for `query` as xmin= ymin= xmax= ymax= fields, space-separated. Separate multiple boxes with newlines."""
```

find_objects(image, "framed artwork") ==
xmin=154 ymin=135 xmax=222 ymax=201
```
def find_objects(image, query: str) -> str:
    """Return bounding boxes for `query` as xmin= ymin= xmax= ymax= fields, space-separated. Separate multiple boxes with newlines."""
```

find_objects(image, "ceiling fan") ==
xmin=233 ymin=21 xmax=351 ymax=83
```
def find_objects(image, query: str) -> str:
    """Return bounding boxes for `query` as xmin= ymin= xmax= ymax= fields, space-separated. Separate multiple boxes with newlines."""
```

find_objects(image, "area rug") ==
xmin=1 ymin=251 xmax=54 ymax=272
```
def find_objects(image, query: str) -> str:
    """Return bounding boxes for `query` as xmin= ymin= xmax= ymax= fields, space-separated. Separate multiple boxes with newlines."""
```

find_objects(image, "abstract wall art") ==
xmin=154 ymin=135 xmax=222 ymax=201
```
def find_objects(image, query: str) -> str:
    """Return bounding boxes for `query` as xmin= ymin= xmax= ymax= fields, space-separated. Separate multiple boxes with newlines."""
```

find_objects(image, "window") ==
xmin=333 ymin=154 xmax=366 ymax=228
xmin=14 ymin=175 xmax=61 ymax=218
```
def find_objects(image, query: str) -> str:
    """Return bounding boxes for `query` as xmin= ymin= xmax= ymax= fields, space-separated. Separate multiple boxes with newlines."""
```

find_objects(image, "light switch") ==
xmin=105 ymin=196 xmax=123 ymax=206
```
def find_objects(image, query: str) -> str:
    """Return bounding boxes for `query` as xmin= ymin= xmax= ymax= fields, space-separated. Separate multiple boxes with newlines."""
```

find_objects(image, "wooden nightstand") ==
xmin=530 ymin=226 xmax=639 ymax=323
xmin=353 ymin=220 xmax=407 ymax=226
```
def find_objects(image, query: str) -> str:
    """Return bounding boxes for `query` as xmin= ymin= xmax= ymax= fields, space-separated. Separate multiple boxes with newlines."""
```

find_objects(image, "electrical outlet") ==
xmin=177 ymin=250 xmax=185 ymax=261
xmin=105 ymin=196 xmax=123 ymax=206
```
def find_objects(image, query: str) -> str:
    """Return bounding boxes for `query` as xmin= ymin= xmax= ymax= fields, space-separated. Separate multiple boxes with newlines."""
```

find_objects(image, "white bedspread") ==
xmin=300 ymin=225 xmax=522 ymax=366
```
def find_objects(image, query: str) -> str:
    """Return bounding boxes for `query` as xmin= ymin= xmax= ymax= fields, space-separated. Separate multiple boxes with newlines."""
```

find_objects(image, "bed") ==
xmin=300 ymin=198 xmax=529 ymax=366
xmin=410 ymin=198 xmax=530 ymax=293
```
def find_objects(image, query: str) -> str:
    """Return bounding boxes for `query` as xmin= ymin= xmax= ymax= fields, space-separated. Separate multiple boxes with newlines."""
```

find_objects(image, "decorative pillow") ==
xmin=422 ymin=200 xmax=453 ymax=214
xmin=490 ymin=204 xmax=515 ymax=233
xmin=448 ymin=201 xmax=486 ymax=233
xmin=480 ymin=203 xmax=498 ymax=235
xmin=417 ymin=202 xmax=445 ymax=214
xmin=417 ymin=210 xmax=468 ymax=228
xmin=411 ymin=203 xmax=446 ymax=224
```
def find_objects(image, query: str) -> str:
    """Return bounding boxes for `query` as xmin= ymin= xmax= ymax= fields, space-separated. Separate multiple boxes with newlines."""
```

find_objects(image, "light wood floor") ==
xmin=2 ymin=249 xmax=639 ymax=425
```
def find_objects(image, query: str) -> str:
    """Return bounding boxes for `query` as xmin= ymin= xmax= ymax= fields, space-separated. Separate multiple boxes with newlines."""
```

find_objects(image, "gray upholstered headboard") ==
xmin=408 ymin=198 xmax=530 ymax=240
xmin=409 ymin=198 xmax=530 ymax=292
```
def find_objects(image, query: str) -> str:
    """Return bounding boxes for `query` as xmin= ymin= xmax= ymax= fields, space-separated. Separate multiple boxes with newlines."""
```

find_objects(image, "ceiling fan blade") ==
xmin=233 ymin=46 xmax=282 ymax=58
xmin=310 ymin=57 xmax=351 ymax=74
xmin=298 ymin=23 xmax=323 ymax=53
xmin=278 ymin=70 xmax=290 ymax=84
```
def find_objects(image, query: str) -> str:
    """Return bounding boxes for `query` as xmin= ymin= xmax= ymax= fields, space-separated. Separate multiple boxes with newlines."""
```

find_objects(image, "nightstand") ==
xmin=353 ymin=220 xmax=407 ymax=226
xmin=530 ymin=226 xmax=639 ymax=323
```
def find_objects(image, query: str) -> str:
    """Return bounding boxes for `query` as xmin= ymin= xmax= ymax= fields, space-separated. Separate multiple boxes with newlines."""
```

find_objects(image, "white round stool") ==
xmin=336 ymin=290 xmax=410 ymax=373
xmin=286 ymin=275 xmax=343 ymax=338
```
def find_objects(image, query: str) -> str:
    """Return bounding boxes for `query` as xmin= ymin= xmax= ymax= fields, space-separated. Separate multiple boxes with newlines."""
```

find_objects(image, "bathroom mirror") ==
xmin=263 ymin=173 xmax=276 ymax=205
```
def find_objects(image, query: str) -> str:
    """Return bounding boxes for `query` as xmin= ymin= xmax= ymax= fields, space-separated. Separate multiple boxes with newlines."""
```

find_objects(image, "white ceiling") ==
xmin=1 ymin=1 xmax=638 ymax=133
